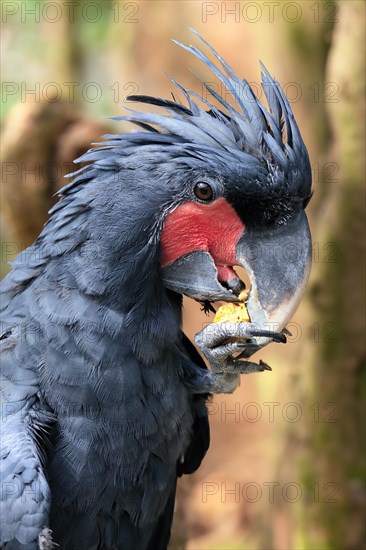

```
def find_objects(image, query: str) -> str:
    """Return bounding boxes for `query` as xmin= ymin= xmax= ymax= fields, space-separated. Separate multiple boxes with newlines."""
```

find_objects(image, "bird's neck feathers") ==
xmin=4 ymin=166 xmax=183 ymax=363
xmin=58 ymin=170 xmax=183 ymax=359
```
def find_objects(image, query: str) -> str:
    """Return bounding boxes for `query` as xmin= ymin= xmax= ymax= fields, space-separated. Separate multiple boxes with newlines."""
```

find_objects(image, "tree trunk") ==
xmin=309 ymin=2 xmax=365 ymax=547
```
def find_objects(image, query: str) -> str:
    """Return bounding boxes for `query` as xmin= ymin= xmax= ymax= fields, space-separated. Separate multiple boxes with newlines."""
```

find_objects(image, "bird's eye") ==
xmin=194 ymin=182 xmax=214 ymax=202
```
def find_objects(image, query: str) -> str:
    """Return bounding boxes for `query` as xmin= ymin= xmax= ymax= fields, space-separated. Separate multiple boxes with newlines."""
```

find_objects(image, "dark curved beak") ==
xmin=161 ymin=210 xmax=311 ymax=346
xmin=236 ymin=210 xmax=312 ymax=346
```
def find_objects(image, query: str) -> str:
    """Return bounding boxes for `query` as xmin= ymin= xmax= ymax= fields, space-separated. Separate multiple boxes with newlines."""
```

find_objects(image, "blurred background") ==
xmin=1 ymin=1 xmax=365 ymax=549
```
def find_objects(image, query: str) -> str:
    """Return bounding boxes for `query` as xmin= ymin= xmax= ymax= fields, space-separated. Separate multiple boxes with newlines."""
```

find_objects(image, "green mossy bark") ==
xmin=257 ymin=3 xmax=365 ymax=549
xmin=309 ymin=2 xmax=365 ymax=548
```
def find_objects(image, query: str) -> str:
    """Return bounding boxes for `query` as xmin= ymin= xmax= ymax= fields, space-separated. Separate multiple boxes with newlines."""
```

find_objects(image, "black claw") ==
xmin=200 ymin=301 xmax=216 ymax=314
xmin=236 ymin=342 xmax=259 ymax=348
xmin=249 ymin=329 xmax=287 ymax=343
xmin=282 ymin=327 xmax=292 ymax=337
xmin=259 ymin=359 xmax=272 ymax=371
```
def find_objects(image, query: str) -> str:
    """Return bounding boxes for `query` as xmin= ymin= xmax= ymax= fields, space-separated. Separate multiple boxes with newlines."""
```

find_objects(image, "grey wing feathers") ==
xmin=0 ymin=325 xmax=54 ymax=548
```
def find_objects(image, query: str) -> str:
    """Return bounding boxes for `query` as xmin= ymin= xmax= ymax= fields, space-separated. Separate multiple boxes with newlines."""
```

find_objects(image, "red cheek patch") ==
xmin=160 ymin=198 xmax=244 ymax=280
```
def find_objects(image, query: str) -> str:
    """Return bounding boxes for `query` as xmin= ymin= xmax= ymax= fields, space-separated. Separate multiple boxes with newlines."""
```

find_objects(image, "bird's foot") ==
xmin=193 ymin=321 xmax=285 ymax=393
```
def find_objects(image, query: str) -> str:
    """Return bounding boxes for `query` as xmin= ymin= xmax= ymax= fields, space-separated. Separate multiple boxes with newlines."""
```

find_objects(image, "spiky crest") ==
xmin=64 ymin=30 xmax=311 ymax=201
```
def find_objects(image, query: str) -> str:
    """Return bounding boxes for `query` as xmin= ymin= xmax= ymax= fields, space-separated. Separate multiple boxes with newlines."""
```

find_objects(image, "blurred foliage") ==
xmin=1 ymin=1 xmax=365 ymax=549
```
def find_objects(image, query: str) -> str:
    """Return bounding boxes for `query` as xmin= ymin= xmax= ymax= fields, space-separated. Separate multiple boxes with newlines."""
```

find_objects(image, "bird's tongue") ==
xmin=216 ymin=264 xmax=246 ymax=297
xmin=216 ymin=265 xmax=238 ymax=282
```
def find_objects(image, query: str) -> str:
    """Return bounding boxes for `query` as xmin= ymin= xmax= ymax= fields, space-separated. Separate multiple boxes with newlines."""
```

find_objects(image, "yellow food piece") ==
xmin=214 ymin=290 xmax=250 ymax=323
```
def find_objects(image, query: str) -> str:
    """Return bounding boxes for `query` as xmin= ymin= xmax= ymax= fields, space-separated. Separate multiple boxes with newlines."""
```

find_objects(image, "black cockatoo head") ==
xmin=69 ymin=31 xmax=312 ymax=348
xmin=125 ymin=32 xmax=312 ymax=342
